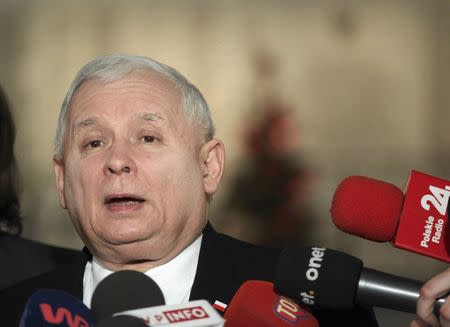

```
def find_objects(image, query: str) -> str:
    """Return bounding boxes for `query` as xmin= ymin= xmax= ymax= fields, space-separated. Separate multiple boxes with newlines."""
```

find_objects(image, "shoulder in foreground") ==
xmin=0 ymin=253 xmax=86 ymax=326
xmin=0 ymin=235 xmax=82 ymax=290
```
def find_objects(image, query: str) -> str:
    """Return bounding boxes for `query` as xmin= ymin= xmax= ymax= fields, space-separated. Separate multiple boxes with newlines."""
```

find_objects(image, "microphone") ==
xmin=330 ymin=171 xmax=450 ymax=262
xmin=91 ymin=270 xmax=165 ymax=322
xmin=91 ymin=270 xmax=224 ymax=326
xmin=274 ymin=246 xmax=446 ymax=315
xmin=224 ymin=280 xmax=319 ymax=326
xmin=19 ymin=289 xmax=94 ymax=327
xmin=116 ymin=300 xmax=225 ymax=326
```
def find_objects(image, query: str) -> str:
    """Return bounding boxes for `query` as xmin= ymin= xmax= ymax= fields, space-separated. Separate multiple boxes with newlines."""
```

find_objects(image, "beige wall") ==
xmin=0 ymin=0 xmax=449 ymax=285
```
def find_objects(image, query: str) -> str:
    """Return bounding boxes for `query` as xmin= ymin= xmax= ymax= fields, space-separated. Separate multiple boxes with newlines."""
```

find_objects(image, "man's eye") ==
xmin=143 ymin=135 xmax=156 ymax=143
xmin=88 ymin=140 xmax=103 ymax=148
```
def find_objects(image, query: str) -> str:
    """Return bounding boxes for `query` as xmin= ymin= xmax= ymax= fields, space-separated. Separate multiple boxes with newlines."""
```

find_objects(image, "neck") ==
xmin=92 ymin=229 xmax=204 ymax=272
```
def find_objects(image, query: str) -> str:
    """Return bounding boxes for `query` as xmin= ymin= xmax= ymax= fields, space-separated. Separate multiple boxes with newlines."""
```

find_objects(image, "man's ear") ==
xmin=200 ymin=138 xmax=225 ymax=196
xmin=53 ymin=156 xmax=67 ymax=209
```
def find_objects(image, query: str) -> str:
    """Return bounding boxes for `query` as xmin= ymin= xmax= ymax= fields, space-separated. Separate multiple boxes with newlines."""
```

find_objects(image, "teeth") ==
xmin=111 ymin=200 xmax=139 ymax=205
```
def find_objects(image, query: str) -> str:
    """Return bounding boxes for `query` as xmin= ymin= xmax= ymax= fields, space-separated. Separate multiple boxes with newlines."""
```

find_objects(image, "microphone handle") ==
xmin=357 ymin=268 xmax=445 ymax=316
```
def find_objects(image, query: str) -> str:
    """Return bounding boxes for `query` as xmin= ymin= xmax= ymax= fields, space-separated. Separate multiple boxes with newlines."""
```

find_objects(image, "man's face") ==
xmin=54 ymin=72 xmax=223 ymax=269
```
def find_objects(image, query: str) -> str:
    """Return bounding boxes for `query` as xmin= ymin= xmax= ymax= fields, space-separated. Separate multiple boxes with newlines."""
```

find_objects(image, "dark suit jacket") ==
xmin=0 ymin=223 xmax=378 ymax=326
xmin=0 ymin=232 xmax=81 ymax=290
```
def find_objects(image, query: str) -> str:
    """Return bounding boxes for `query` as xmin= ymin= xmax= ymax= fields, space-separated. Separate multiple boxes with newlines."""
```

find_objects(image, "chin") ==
xmin=114 ymin=236 xmax=151 ymax=246
xmin=105 ymin=230 xmax=153 ymax=245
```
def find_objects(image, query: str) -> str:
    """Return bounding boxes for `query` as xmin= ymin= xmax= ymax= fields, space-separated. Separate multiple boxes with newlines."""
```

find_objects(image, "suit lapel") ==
xmin=189 ymin=223 xmax=236 ymax=307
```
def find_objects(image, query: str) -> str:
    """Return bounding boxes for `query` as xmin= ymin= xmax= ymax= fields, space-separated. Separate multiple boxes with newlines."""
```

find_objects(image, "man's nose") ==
xmin=104 ymin=143 xmax=136 ymax=175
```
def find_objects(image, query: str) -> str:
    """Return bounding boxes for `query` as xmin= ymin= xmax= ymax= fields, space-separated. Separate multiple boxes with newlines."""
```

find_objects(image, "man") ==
xmin=0 ymin=54 xmax=378 ymax=326
xmin=0 ymin=83 xmax=80 ymax=290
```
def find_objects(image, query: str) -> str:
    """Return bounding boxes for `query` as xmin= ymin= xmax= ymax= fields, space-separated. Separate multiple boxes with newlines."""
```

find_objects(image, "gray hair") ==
xmin=54 ymin=54 xmax=215 ymax=160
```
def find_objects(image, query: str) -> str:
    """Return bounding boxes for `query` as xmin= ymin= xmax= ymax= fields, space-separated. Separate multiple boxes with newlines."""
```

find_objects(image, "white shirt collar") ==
xmin=82 ymin=234 xmax=203 ymax=308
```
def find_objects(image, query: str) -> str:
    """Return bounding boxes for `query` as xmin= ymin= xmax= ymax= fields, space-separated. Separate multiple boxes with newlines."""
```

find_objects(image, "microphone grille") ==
xmin=330 ymin=176 xmax=403 ymax=241
xmin=275 ymin=246 xmax=363 ymax=310
xmin=91 ymin=270 xmax=165 ymax=322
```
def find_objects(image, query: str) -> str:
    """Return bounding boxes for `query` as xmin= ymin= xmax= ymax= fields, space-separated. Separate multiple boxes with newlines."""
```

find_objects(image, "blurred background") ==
xmin=1 ymin=0 xmax=449 ymax=325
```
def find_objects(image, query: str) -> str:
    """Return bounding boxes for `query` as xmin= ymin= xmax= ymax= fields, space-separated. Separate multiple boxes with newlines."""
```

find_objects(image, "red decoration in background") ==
xmin=216 ymin=50 xmax=317 ymax=247
xmin=220 ymin=102 xmax=316 ymax=247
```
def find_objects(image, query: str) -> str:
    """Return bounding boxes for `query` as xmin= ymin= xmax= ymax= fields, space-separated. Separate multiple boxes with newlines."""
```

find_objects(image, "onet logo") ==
xmin=305 ymin=247 xmax=325 ymax=281
xmin=300 ymin=247 xmax=326 ymax=306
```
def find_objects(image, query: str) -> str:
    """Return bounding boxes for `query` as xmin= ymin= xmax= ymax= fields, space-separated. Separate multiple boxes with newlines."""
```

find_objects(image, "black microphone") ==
xmin=91 ymin=270 xmax=224 ymax=326
xmin=91 ymin=270 xmax=165 ymax=322
xmin=274 ymin=246 xmax=446 ymax=315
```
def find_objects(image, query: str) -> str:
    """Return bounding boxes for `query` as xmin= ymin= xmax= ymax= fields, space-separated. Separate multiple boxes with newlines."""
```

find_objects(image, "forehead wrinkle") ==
xmin=138 ymin=112 xmax=166 ymax=123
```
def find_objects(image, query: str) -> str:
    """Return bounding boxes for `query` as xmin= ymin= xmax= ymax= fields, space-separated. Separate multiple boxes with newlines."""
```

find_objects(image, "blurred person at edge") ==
xmin=0 ymin=54 xmax=378 ymax=326
xmin=411 ymin=268 xmax=450 ymax=327
xmin=0 ymin=84 xmax=80 ymax=290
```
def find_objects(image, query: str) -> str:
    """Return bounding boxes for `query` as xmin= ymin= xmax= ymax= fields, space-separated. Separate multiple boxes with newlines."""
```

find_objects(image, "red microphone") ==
xmin=330 ymin=170 xmax=450 ymax=262
xmin=224 ymin=280 xmax=319 ymax=327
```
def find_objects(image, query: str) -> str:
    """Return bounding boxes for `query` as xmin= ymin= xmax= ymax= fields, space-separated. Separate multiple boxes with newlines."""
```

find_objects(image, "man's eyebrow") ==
xmin=72 ymin=113 xmax=165 ymax=132
xmin=74 ymin=118 xmax=98 ymax=130
xmin=138 ymin=112 xmax=166 ymax=122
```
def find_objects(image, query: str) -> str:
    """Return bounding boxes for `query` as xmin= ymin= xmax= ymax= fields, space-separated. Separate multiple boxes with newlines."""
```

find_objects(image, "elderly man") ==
xmin=0 ymin=54 xmax=378 ymax=326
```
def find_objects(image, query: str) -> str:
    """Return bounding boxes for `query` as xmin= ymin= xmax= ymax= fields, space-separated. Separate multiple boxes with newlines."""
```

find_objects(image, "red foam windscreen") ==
xmin=330 ymin=176 xmax=404 ymax=242
xmin=224 ymin=280 xmax=318 ymax=327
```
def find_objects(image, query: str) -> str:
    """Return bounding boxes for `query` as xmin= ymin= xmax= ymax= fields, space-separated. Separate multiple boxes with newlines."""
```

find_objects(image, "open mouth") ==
xmin=104 ymin=195 xmax=146 ymax=206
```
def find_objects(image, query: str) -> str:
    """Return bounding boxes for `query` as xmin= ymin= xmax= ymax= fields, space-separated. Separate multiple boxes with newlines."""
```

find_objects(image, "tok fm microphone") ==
xmin=90 ymin=270 xmax=165 ymax=322
xmin=224 ymin=280 xmax=319 ymax=327
xmin=274 ymin=246 xmax=446 ymax=315
xmin=330 ymin=171 xmax=450 ymax=262
xmin=19 ymin=289 xmax=94 ymax=327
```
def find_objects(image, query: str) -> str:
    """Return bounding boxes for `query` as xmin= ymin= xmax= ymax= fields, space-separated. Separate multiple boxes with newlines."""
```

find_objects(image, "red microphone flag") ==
xmin=331 ymin=170 xmax=450 ymax=262
xmin=395 ymin=170 xmax=450 ymax=262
